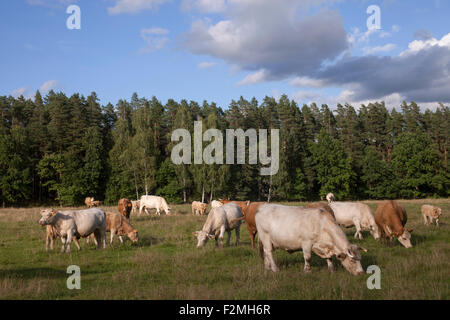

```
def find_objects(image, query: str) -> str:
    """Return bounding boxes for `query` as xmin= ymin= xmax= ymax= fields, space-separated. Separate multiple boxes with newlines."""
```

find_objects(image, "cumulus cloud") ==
xmin=108 ymin=0 xmax=169 ymax=15
xmin=198 ymin=61 xmax=216 ymax=69
xmin=139 ymin=28 xmax=170 ymax=53
xmin=181 ymin=0 xmax=226 ymax=13
xmin=40 ymin=80 xmax=59 ymax=92
xmin=363 ymin=43 xmax=396 ymax=55
xmin=183 ymin=0 xmax=348 ymax=83
xmin=313 ymin=33 xmax=450 ymax=103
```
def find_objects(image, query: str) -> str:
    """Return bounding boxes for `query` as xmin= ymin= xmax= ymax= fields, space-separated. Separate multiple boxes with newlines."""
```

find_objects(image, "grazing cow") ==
xmin=211 ymin=200 xmax=223 ymax=208
xmin=306 ymin=202 xmax=336 ymax=221
xmin=131 ymin=200 xmax=140 ymax=215
xmin=45 ymin=225 xmax=58 ymax=251
xmin=91 ymin=200 xmax=100 ymax=207
xmin=231 ymin=202 xmax=267 ymax=249
xmin=139 ymin=195 xmax=171 ymax=216
xmin=255 ymin=204 xmax=367 ymax=275
xmin=326 ymin=193 xmax=335 ymax=203
xmin=192 ymin=201 xmax=207 ymax=216
xmin=84 ymin=197 xmax=94 ymax=208
xmin=118 ymin=198 xmax=133 ymax=220
xmin=375 ymin=200 xmax=413 ymax=248
xmin=38 ymin=208 xmax=107 ymax=253
xmin=329 ymin=202 xmax=380 ymax=240
xmin=218 ymin=199 xmax=250 ymax=214
xmin=194 ymin=203 xmax=242 ymax=248
xmin=91 ymin=212 xmax=138 ymax=244
xmin=421 ymin=204 xmax=442 ymax=226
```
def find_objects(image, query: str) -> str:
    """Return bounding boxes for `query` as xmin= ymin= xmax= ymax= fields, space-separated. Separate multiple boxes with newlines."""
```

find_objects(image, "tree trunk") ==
xmin=133 ymin=170 xmax=139 ymax=200
xmin=201 ymin=185 xmax=205 ymax=203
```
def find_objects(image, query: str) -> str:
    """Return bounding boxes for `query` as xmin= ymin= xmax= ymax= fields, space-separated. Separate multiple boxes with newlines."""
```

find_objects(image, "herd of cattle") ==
xmin=38 ymin=194 xmax=444 ymax=275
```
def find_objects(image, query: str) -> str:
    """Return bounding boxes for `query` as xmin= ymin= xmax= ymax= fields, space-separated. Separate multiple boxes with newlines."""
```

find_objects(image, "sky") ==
xmin=1 ymin=0 xmax=449 ymax=110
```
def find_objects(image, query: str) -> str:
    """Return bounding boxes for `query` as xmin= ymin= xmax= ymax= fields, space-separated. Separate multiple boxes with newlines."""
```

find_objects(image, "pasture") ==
xmin=0 ymin=199 xmax=449 ymax=300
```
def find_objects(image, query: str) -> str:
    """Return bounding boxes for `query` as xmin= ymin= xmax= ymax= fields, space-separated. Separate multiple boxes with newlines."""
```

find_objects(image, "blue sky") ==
xmin=1 ymin=0 xmax=449 ymax=110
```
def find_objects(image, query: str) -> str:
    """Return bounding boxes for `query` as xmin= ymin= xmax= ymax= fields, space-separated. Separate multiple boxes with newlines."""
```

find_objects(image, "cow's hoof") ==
xmin=303 ymin=268 xmax=312 ymax=273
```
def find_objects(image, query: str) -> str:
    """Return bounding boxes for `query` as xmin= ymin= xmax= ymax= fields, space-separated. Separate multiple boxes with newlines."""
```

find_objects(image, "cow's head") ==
xmin=336 ymin=244 xmax=367 ymax=275
xmin=38 ymin=209 xmax=57 ymax=226
xmin=128 ymin=230 xmax=139 ymax=243
xmin=193 ymin=231 xmax=215 ymax=248
xmin=397 ymin=229 xmax=413 ymax=248
xmin=369 ymin=223 xmax=381 ymax=240
xmin=433 ymin=207 xmax=442 ymax=218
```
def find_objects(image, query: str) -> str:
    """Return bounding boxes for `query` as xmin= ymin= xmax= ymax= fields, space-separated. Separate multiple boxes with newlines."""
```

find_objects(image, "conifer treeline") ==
xmin=0 ymin=91 xmax=448 ymax=207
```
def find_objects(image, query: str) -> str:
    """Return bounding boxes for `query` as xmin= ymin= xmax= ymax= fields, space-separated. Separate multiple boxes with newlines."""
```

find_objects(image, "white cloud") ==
xmin=184 ymin=0 xmax=348 ymax=81
xmin=290 ymin=76 xmax=327 ymax=88
xmin=363 ymin=43 xmax=396 ymax=55
xmin=400 ymin=33 xmax=450 ymax=56
xmin=40 ymin=80 xmax=59 ymax=92
xmin=181 ymin=0 xmax=226 ymax=13
xmin=237 ymin=69 xmax=268 ymax=86
xmin=108 ymin=0 xmax=169 ymax=15
xmin=198 ymin=61 xmax=216 ymax=69
xmin=139 ymin=28 xmax=170 ymax=53
xmin=11 ymin=87 xmax=30 ymax=98
xmin=27 ymin=0 xmax=77 ymax=7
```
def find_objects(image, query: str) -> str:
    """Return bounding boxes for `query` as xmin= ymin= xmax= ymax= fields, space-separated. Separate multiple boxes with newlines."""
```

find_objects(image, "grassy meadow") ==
xmin=0 ymin=199 xmax=449 ymax=300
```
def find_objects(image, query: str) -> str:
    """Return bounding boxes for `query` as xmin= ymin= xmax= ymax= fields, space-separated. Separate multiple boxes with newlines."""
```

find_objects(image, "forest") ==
xmin=0 ymin=91 xmax=448 ymax=207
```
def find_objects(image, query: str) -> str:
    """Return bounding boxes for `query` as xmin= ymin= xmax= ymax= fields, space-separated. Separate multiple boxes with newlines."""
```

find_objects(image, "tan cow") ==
xmin=375 ymin=200 xmax=413 ymax=248
xmin=118 ymin=198 xmax=132 ymax=220
xmin=192 ymin=201 xmax=207 ymax=215
xmin=88 ymin=212 xmax=138 ymax=245
xmin=131 ymin=200 xmax=140 ymax=215
xmin=231 ymin=201 xmax=266 ymax=249
xmin=84 ymin=197 xmax=94 ymax=208
xmin=421 ymin=205 xmax=442 ymax=226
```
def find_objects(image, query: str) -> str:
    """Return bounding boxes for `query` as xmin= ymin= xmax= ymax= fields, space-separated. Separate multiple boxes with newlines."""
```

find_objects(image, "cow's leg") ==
xmin=264 ymin=242 xmax=279 ymax=272
xmin=226 ymin=230 xmax=231 ymax=246
xmin=235 ymin=226 xmax=240 ymax=246
xmin=422 ymin=214 xmax=428 ymax=225
xmin=65 ymin=232 xmax=73 ymax=253
xmin=302 ymin=242 xmax=313 ymax=273
xmin=110 ymin=230 xmax=115 ymax=245
xmin=73 ymin=236 xmax=81 ymax=251
xmin=218 ymin=226 xmax=225 ymax=248
xmin=93 ymin=230 xmax=102 ymax=249
xmin=436 ymin=218 xmax=440 ymax=227
xmin=50 ymin=236 xmax=55 ymax=250
xmin=101 ymin=229 xmax=106 ymax=249
xmin=326 ymin=258 xmax=335 ymax=272
xmin=119 ymin=236 xmax=124 ymax=244
xmin=60 ymin=237 xmax=67 ymax=253
xmin=46 ymin=235 xmax=50 ymax=251
xmin=353 ymin=219 xmax=363 ymax=239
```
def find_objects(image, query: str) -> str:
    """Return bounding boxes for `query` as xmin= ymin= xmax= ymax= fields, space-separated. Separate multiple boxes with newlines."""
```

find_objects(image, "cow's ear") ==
xmin=208 ymin=234 xmax=215 ymax=239
xmin=358 ymin=246 xmax=368 ymax=253
xmin=51 ymin=209 xmax=57 ymax=215
xmin=408 ymin=229 xmax=414 ymax=233
xmin=336 ymin=252 xmax=346 ymax=260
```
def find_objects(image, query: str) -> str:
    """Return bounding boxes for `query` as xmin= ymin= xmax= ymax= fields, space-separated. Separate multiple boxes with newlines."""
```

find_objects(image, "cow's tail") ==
xmin=230 ymin=216 xmax=245 ymax=224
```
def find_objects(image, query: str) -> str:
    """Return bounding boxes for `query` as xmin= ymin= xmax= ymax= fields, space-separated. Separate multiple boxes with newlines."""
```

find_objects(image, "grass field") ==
xmin=0 ymin=199 xmax=449 ymax=300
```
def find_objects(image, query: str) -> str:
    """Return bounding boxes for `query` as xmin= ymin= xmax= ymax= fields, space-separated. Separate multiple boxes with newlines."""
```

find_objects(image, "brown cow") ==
xmin=232 ymin=201 xmax=266 ymax=249
xmin=45 ymin=225 xmax=58 ymax=251
xmin=306 ymin=202 xmax=336 ymax=221
xmin=88 ymin=212 xmax=138 ymax=245
xmin=118 ymin=198 xmax=133 ymax=220
xmin=84 ymin=197 xmax=94 ymax=208
xmin=375 ymin=200 xmax=413 ymax=248
xmin=219 ymin=200 xmax=250 ymax=214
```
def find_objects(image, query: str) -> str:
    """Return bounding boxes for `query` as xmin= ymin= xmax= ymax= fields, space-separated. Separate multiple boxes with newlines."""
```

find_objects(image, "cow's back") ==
xmin=71 ymin=208 xmax=106 ymax=236
xmin=222 ymin=203 xmax=242 ymax=230
xmin=243 ymin=202 xmax=266 ymax=225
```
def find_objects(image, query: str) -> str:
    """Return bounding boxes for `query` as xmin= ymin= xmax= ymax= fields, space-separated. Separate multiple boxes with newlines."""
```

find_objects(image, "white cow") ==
xmin=211 ymin=200 xmax=223 ymax=208
xmin=139 ymin=195 xmax=171 ymax=215
xmin=131 ymin=200 xmax=140 ymax=215
xmin=329 ymin=202 xmax=380 ymax=240
xmin=194 ymin=202 xmax=242 ymax=248
xmin=38 ymin=208 xmax=107 ymax=253
xmin=255 ymin=204 xmax=367 ymax=275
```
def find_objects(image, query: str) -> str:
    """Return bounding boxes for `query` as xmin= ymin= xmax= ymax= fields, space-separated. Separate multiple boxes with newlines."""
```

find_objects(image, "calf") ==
xmin=45 ymin=225 xmax=58 ymax=251
xmin=192 ymin=201 xmax=207 ymax=216
xmin=375 ymin=200 xmax=413 ymax=248
xmin=194 ymin=203 xmax=242 ymax=248
xmin=118 ymin=198 xmax=133 ymax=220
xmin=329 ymin=202 xmax=380 ymax=240
xmin=85 ymin=197 xmax=94 ymax=208
xmin=89 ymin=212 xmax=138 ymax=245
xmin=255 ymin=204 xmax=367 ymax=275
xmin=421 ymin=204 xmax=442 ymax=226
xmin=326 ymin=193 xmax=335 ymax=203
